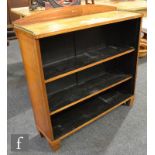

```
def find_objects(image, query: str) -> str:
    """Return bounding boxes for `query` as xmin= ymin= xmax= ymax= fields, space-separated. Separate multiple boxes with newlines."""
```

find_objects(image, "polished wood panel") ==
xmin=13 ymin=5 xmax=116 ymax=25
xmin=14 ymin=10 xmax=141 ymax=38
xmin=10 ymin=1 xmax=147 ymax=19
xmin=15 ymin=29 xmax=54 ymax=140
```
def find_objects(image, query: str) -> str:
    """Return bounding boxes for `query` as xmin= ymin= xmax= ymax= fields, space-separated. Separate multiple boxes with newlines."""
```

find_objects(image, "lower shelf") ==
xmin=52 ymin=88 xmax=132 ymax=139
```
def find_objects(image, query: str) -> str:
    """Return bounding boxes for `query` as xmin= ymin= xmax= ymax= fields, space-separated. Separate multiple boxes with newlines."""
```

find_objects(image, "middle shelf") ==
xmin=48 ymin=71 xmax=132 ymax=115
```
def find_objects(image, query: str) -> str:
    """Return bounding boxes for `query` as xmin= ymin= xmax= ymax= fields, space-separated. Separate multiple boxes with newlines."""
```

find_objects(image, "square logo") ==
xmin=11 ymin=134 xmax=29 ymax=152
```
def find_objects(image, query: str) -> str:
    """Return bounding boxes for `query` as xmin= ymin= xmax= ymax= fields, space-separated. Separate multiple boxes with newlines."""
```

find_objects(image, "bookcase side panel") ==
xmin=15 ymin=29 xmax=54 ymax=140
xmin=117 ymin=18 xmax=142 ymax=95
xmin=131 ymin=18 xmax=142 ymax=94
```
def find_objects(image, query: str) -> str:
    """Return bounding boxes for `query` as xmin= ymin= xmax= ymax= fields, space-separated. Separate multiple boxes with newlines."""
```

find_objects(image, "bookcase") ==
xmin=14 ymin=6 xmax=142 ymax=151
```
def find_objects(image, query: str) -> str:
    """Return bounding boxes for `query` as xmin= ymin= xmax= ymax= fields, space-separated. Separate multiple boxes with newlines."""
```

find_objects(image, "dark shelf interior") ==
xmin=38 ymin=18 xmax=141 ymax=140
xmin=48 ymin=71 xmax=131 ymax=113
xmin=40 ymin=19 xmax=140 ymax=81
xmin=47 ymin=54 xmax=134 ymax=113
xmin=43 ymin=45 xmax=134 ymax=80
xmin=52 ymin=83 xmax=132 ymax=139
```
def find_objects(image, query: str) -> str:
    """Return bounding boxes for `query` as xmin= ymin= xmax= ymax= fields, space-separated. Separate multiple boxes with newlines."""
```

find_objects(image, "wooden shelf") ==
xmin=52 ymin=87 xmax=132 ymax=140
xmin=48 ymin=72 xmax=132 ymax=115
xmin=44 ymin=46 xmax=134 ymax=83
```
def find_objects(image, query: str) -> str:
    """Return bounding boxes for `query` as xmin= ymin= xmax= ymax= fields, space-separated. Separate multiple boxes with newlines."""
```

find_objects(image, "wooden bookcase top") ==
xmin=14 ymin=7 xmax=142 ymax=39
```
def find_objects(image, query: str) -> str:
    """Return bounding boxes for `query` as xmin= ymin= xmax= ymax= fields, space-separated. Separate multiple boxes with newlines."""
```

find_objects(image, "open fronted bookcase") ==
xmin=14 ymin=5 xmax=142 ymax=151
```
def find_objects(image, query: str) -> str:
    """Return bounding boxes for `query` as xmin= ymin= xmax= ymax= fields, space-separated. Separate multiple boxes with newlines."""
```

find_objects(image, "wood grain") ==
xmin=15 ymin=29 xmax=54 ymax=140
xmin=14 ymin=10 xmax=142 ymax=39
xmin=13 ymin=5 xmax=116 ymax=25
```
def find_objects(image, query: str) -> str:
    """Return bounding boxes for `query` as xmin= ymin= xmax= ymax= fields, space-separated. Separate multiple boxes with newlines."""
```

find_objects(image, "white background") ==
xmin=0 ymin=0 xmax=155 ymax=154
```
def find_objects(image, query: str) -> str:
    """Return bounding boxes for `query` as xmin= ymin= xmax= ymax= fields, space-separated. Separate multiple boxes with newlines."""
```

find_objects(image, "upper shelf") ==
xmin=44 ymin=46 xmax=134 ymax=83
xmin=13 ymin=5 xmax=142 ymax=39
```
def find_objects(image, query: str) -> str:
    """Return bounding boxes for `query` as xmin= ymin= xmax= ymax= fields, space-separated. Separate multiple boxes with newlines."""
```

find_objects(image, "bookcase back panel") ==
xmin=102 ymin=18 xmax=141 ymax=48
xmin=46 ymin=75 xmax=76 ymax=95
xmin=75 ymin=27 xmax=106 ymax=55
xmin=75 ymin=18 xmax=141 ymax=54
xmin=40 ymin=32 xmax=75 ymax=66
xmin=76 ymin=53 xmax=133 ymax=85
